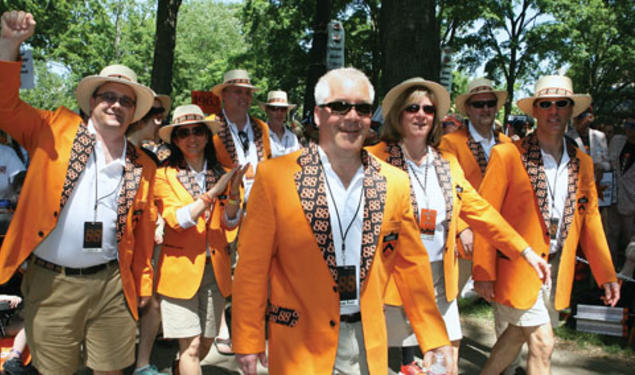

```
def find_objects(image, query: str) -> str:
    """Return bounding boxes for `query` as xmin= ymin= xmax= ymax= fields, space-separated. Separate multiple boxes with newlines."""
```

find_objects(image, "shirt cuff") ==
xmin=176 ymin=204 xmax=198 ymax=229
xmin=224 ymin=208 xmax=242 ymax=229
xmin=521 ymin=247 xmax=533 ymax=257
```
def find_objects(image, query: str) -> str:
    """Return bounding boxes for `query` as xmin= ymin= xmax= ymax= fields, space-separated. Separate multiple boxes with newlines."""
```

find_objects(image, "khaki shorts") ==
xmin=333 ymin=321 xmax=368 ymax=375
xmin=160 ymin=262 xmax=224 ymax=339
xmin=22 ymin=260 xmax=136 ymax=374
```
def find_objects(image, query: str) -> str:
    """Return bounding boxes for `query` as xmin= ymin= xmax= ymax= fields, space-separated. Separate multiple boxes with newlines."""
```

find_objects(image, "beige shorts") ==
xmin=333 ymin=321 xmax=368 ymax=375
xmin=160 ymin=262 xmax=224 ymax=339
xmin=385 ymin=261 xmax=462 ymax=346
xmin=22 ymin=260 xmax=135 ymax=374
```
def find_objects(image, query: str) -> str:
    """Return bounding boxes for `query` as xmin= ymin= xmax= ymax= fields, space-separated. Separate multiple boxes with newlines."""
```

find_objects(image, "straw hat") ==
xmin=258 ymin=90 xmax=297 ymax=111
xmin=211 ymin=69 xmax=259 ymax=97
xmin=517 ymin=75 xmax=591 ymax=117
xmin=76 ymin=64 xmax=154 ymax=123
xmin=382 ymin=77 xmax=451 ymax=121
xmin=155 ymin=94 xmax=172 ymax=117
xmin=158 ymin=104 xmax=221 ymax=143
xmin=455 ymin=77 xmax=507 ymax=115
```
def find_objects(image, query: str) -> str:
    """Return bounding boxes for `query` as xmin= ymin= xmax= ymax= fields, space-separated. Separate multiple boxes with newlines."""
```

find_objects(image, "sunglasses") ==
xmin=319 ymin=101 xmax=373 ymax=117
xmin=95 ymin=91 xmax=136 ymax=109
xmin=469 ymin=100 xmax=497 ymax=109
xmin=267 ymin=106 xmax=288 ymax=112
xmin=535 ymin=100 xmax=572 ymax=109
xmin=174 ymin=125 xmax=207 ymax=139
xmin=404 ymin=104 xmax=435 ymax=115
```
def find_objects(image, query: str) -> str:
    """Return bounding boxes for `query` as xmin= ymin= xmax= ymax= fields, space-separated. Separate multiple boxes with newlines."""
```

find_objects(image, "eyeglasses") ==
xmin=319 ymin=101 xmax=373 ymax=117
xmin=403 ymin=104 xmax=435 ymax=115
xmin=535 ymin=100 xmax=572 ymax=109
xmin=95 ymin=91 xmax=136 ymax=109
xmin=174 ymin=125 xmax=207 ymax=139
xmin=469 ymin=100 xmax=497 ymax=109
xmin=267 ymin=106 xmax=288 ymax=112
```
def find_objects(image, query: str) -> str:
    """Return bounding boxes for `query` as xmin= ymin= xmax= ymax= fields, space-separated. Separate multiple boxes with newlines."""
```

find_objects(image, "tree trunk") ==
xmin=151 ymin=0 xmax=182 ymax=96
xmin=380 ymin=0 xmax=439 ymax=98
xmin=302 ymin=0 xmax=331 ymax=120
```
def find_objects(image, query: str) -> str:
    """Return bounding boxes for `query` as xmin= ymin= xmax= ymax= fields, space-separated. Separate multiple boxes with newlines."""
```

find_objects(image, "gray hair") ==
xmin=314 ymin=67 xmax=375 ymax=105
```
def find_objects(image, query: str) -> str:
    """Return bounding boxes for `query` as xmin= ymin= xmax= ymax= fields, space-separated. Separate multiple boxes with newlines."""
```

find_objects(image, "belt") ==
xmin=31 ymin=255 xmax=117 ymax=276
xmin=340 ymin=312 xmax=361 ymax=323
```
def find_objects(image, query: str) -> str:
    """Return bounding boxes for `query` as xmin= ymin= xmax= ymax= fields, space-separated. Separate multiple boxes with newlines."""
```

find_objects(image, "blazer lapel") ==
xmin=60 ymin=123 xmax=95 ymax=212
xmin=466 ymin=132 xmax=488 ymax=175
xmin=176 ymin=164 xmax=203 ymax=199
xmin=359 ymin=150 xmax=387 ymax=288
xmin=294 ymin=144 xmax=338 ymax=283
xmin=384 ymin=142 xmax=419 ymax=220
xmin=555 ymin=140 xmax=580 ymax=251
xmin=218 ymin=115 xmax=238 ymax=165
xmin=115 ymin=142 xmax=144 ymax=242
xmin=521 ymin=134 xmax=551 ymax=232
xmin=431 ymin=149 xmax=454 ymax=238
xmin=251 ymin=116 xmax=266 ymax=161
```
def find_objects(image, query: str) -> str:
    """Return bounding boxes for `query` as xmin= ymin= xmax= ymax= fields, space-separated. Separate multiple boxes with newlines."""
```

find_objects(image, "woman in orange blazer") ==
xmin=153 ymin=105 xmax=246 ymax=375
xmin=367 ymin=78 xmax=546 ymax=374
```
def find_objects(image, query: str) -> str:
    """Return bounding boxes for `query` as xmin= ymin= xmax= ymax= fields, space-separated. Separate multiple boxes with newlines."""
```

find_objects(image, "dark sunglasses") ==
xmin=404 ymin=104 xmax=436 ymax=115
xmin=535 ymin=99 xmax=572 ymax=109
xmin=94 ymin=91 xmax=136 ymax=109
xmin=267 ymin=106 xmax=288 ymax=112
xmin=319 ymin=101 xmax=373 ymax=117
xmin=174 ymin=125 xmax=207 ymax=139
xmin=469 ymin=100 xmax=497 ymax=109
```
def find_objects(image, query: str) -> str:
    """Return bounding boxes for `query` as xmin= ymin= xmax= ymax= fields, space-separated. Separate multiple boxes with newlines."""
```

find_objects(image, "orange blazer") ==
xmin=367 ymin=142 xmax=529 ymax=303
xmin=212 ymin=114 xmax=272 ymax=168
xmin=232 ymin=145 xmax=450 ymax=374
xmin=0 ymin=61 xmax=155 ymax=320
xmin=473 ymin=135 xmax=617 ymax=310
xmin=153 ymin=165 xmax=236 ymax=299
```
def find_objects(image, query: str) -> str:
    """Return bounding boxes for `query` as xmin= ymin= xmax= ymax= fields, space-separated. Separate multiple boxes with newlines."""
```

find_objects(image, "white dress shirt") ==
xmin=34 ymin=120 xmax=124 ymax=267
xmin=223 ymin=109 xmax=260 ymax=202
xmin=318 ymin=146 xmax=364 ymax=315
xmin=541 ymin=139 xmax=570 ymax=254
xmin=0 ymin=144 xmax=25 ymax=200
xmin=269 ymin=127 xmax=300 ymax=158
xmin=405 ymin=147 xmax=447 ymax=262
xmin=468 ymin=121 xmax=497 ymax=160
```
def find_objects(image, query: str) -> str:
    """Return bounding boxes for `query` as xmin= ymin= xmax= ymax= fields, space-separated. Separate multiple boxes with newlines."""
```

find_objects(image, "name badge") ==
xmin=549 ymin=217 xmax=559 ymax=240
xmin=419 ymin=208 xmax=437 ymax=238
xmin=83 ymin=221 xmax=103 ymax=251
xmin=337 ymin=265 xmax=358 ymax=306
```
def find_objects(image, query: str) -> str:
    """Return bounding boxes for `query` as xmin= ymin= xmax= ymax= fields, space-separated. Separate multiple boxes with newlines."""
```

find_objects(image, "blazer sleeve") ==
xmin=132 ymin=170 xmax=156 ymax=297
xmin=391 ymin=181 xmax=451 ymax=352
xmin=153 ymin=168 xmax=197 ymax=232
xmin=232 ymin=169 xmax=276 ymax=354
xmin=472 ymin=147 xmax=512 ymax=281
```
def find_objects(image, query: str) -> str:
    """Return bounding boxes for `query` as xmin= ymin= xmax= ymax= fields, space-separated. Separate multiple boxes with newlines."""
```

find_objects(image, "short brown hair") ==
xmin=380 ymin=86 xmax=442 ymax=147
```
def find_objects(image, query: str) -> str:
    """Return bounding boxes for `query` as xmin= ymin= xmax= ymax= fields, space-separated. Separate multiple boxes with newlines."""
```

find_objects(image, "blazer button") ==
xmin=53 ymin=211 xmax=58 ymax=217
xmin=211 ymin=249 xmax=216 ymax=255
xmin=38 ymin=231 xmax=44 ymax=237
xmin=541 ymin=253 xmax=546 ymax=257
xmin=329 ymin=320 xmax=336 ymax=327
xmin=332 ymin=286 xmax=338 ymax=293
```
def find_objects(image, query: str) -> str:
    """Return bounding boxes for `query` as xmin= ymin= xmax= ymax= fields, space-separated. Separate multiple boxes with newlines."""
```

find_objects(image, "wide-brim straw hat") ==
xmin=76 ymin=64 xmax=154 ymax=123
xmin=517 ymin=75 xmax=591 ymax=117
xmin=455 ymin=77 xmax=507 ymax=115
xmin=258 ymin=90 xmax=297 ymax=111
xmin=211 ymin=69 xmax=259 ymax=97
xmin=158 ymin=104 xmax=221 ymax=144
xmin=382 ymin=77 xmax=451 ymax=121
xmin=155 ymin=94 xmax=172 ymax=117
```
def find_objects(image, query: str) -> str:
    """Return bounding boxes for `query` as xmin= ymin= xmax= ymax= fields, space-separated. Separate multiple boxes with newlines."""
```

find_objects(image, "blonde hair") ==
xmin=381 ymin=86 xmax=442 ymax=147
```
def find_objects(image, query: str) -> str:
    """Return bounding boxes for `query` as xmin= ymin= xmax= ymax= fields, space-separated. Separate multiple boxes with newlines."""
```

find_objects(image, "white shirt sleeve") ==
xmin=176 ymin=203 xmax=198 ymax=229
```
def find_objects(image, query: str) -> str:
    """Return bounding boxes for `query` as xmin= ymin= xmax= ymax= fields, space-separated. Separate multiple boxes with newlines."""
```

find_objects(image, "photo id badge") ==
xmin=83 ymin=221 xmax=103 ymax=251
xmin=549 ymin=217 xmax=559 ymax=240
xmin=337 ymin=265 xmax=358 ymax=306
xmin=419 ymin=208 xmax=437 ymax=239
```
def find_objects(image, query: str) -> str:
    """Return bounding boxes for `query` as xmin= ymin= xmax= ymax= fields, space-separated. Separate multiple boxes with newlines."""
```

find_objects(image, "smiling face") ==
xmin=172 ymin=123 xmax=209 ymax=162
xmin=465 ymin=92 xmax=498 ymax=132
xmin=399 ymin=94 xmax=436 ymax=143
xmin=533 ymin=97 xmax=573 ymax=138
xmin=222 ymin=86 xmax=253 ymax=117
xmin=314 ymin=75 xmax=372 ymax=157
xmin=265 ymin=105 xmax=288 ymax=130
xmin=89 ymin=82 xmax=136 ymax=134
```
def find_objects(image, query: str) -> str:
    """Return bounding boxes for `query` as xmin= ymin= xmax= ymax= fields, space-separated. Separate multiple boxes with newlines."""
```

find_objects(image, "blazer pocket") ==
xmin=267 ymin=302 xmax=300 ymax=327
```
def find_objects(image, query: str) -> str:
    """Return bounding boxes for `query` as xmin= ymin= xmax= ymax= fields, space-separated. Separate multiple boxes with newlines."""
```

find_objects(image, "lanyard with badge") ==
xmin=321 ymin=160 xmax=364 ymax=307
xmin=407 ymin=153 xmax=437 ymax=239
xmin=545 ymin=166 xmax=562 ymax=241
xmin=84 ymin=152 xmax=123 ymax=251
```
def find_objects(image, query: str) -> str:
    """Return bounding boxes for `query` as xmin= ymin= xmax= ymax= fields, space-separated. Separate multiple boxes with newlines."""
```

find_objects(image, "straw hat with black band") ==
xmin=455 ymin=77 xmax=507 ymax=115
xmin=211 ymin=69 xmax=259 ymax=97
xmin=158 ymin=104 xmax=221 ymax=144
xmin=517 ymin=75 xmax=591 ymax=118
xmin=382 ymin=77 xmax=451 ymax=121
xmin=76 ymin=64 xmax=155 ymax=123
xmin=258 ymin=90 xmax=296 ymax=111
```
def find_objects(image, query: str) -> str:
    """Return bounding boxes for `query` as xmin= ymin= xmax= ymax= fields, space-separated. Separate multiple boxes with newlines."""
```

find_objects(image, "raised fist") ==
xmin=1 ymin=10 xmax=36 ymax=45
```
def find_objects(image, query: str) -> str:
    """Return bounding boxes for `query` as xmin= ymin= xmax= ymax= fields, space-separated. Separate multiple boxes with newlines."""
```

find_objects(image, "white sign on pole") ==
xmin=326 ymin=21 xmax=345 ymax=71
xmin=439 ymin=47 xmax=453 ymax=93
xmin=19 ymin=49 xmax=35 ymax=89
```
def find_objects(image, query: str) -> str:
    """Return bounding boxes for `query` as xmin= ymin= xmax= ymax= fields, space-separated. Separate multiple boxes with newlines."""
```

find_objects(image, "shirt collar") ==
xmin=540 ymin=138 xmax=570 ymax=167
xmin=223 ymin=109 xmax=251 ymax=133
xmin=87 ymin=119 xmax=127 ymax=169
xmin=468 ymin=121 xmax=494 ymax=143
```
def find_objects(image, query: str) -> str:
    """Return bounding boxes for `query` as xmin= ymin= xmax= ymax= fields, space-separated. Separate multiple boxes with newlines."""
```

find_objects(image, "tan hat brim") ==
xmin=382 ymin=78 xmax=451 ymax=122
xmin=158 ymin=119 xmax=221 ymax=144
xmin=211 ymin=83 xmax=259 ymax=97
xmin=517 ymin=94 xmax=591 ymax=118
xmin=76 ymin=76 xmax=154 ymax=123
xmin=258 ymin=102 xmax=297 ymax=111
xmin=455 ymin=90 xmax=507 ymax=115
xmin=156 ymin=94 xmax=172 ymax=116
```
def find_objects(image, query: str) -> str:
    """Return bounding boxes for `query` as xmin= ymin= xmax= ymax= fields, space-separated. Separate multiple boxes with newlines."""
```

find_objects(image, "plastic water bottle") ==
xmin=428 ymin=352 xmax=447 ymax=375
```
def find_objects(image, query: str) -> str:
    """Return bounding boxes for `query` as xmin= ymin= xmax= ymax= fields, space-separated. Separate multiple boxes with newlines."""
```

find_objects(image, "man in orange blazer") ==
xmin=210 ymin=69 xmax=272 ymax=203
xmin=232 ymin=68 xmax=455 ymax=375
xmin=473 ymin=75 xmax=620 ymax=375
xmin=0 ymin=11 xmax=156 ymax=375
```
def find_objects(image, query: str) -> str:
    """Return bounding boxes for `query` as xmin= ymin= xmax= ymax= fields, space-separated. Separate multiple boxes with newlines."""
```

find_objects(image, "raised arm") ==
xmin=0 ymin=10 xmax=36 ymax=61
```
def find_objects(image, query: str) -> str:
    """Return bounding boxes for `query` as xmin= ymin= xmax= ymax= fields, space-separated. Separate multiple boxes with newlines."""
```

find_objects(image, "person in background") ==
xmin=260 ymin=90 xmax=301 ymax=158
xmin=441 ymin=114 xmax=463 ymax=135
